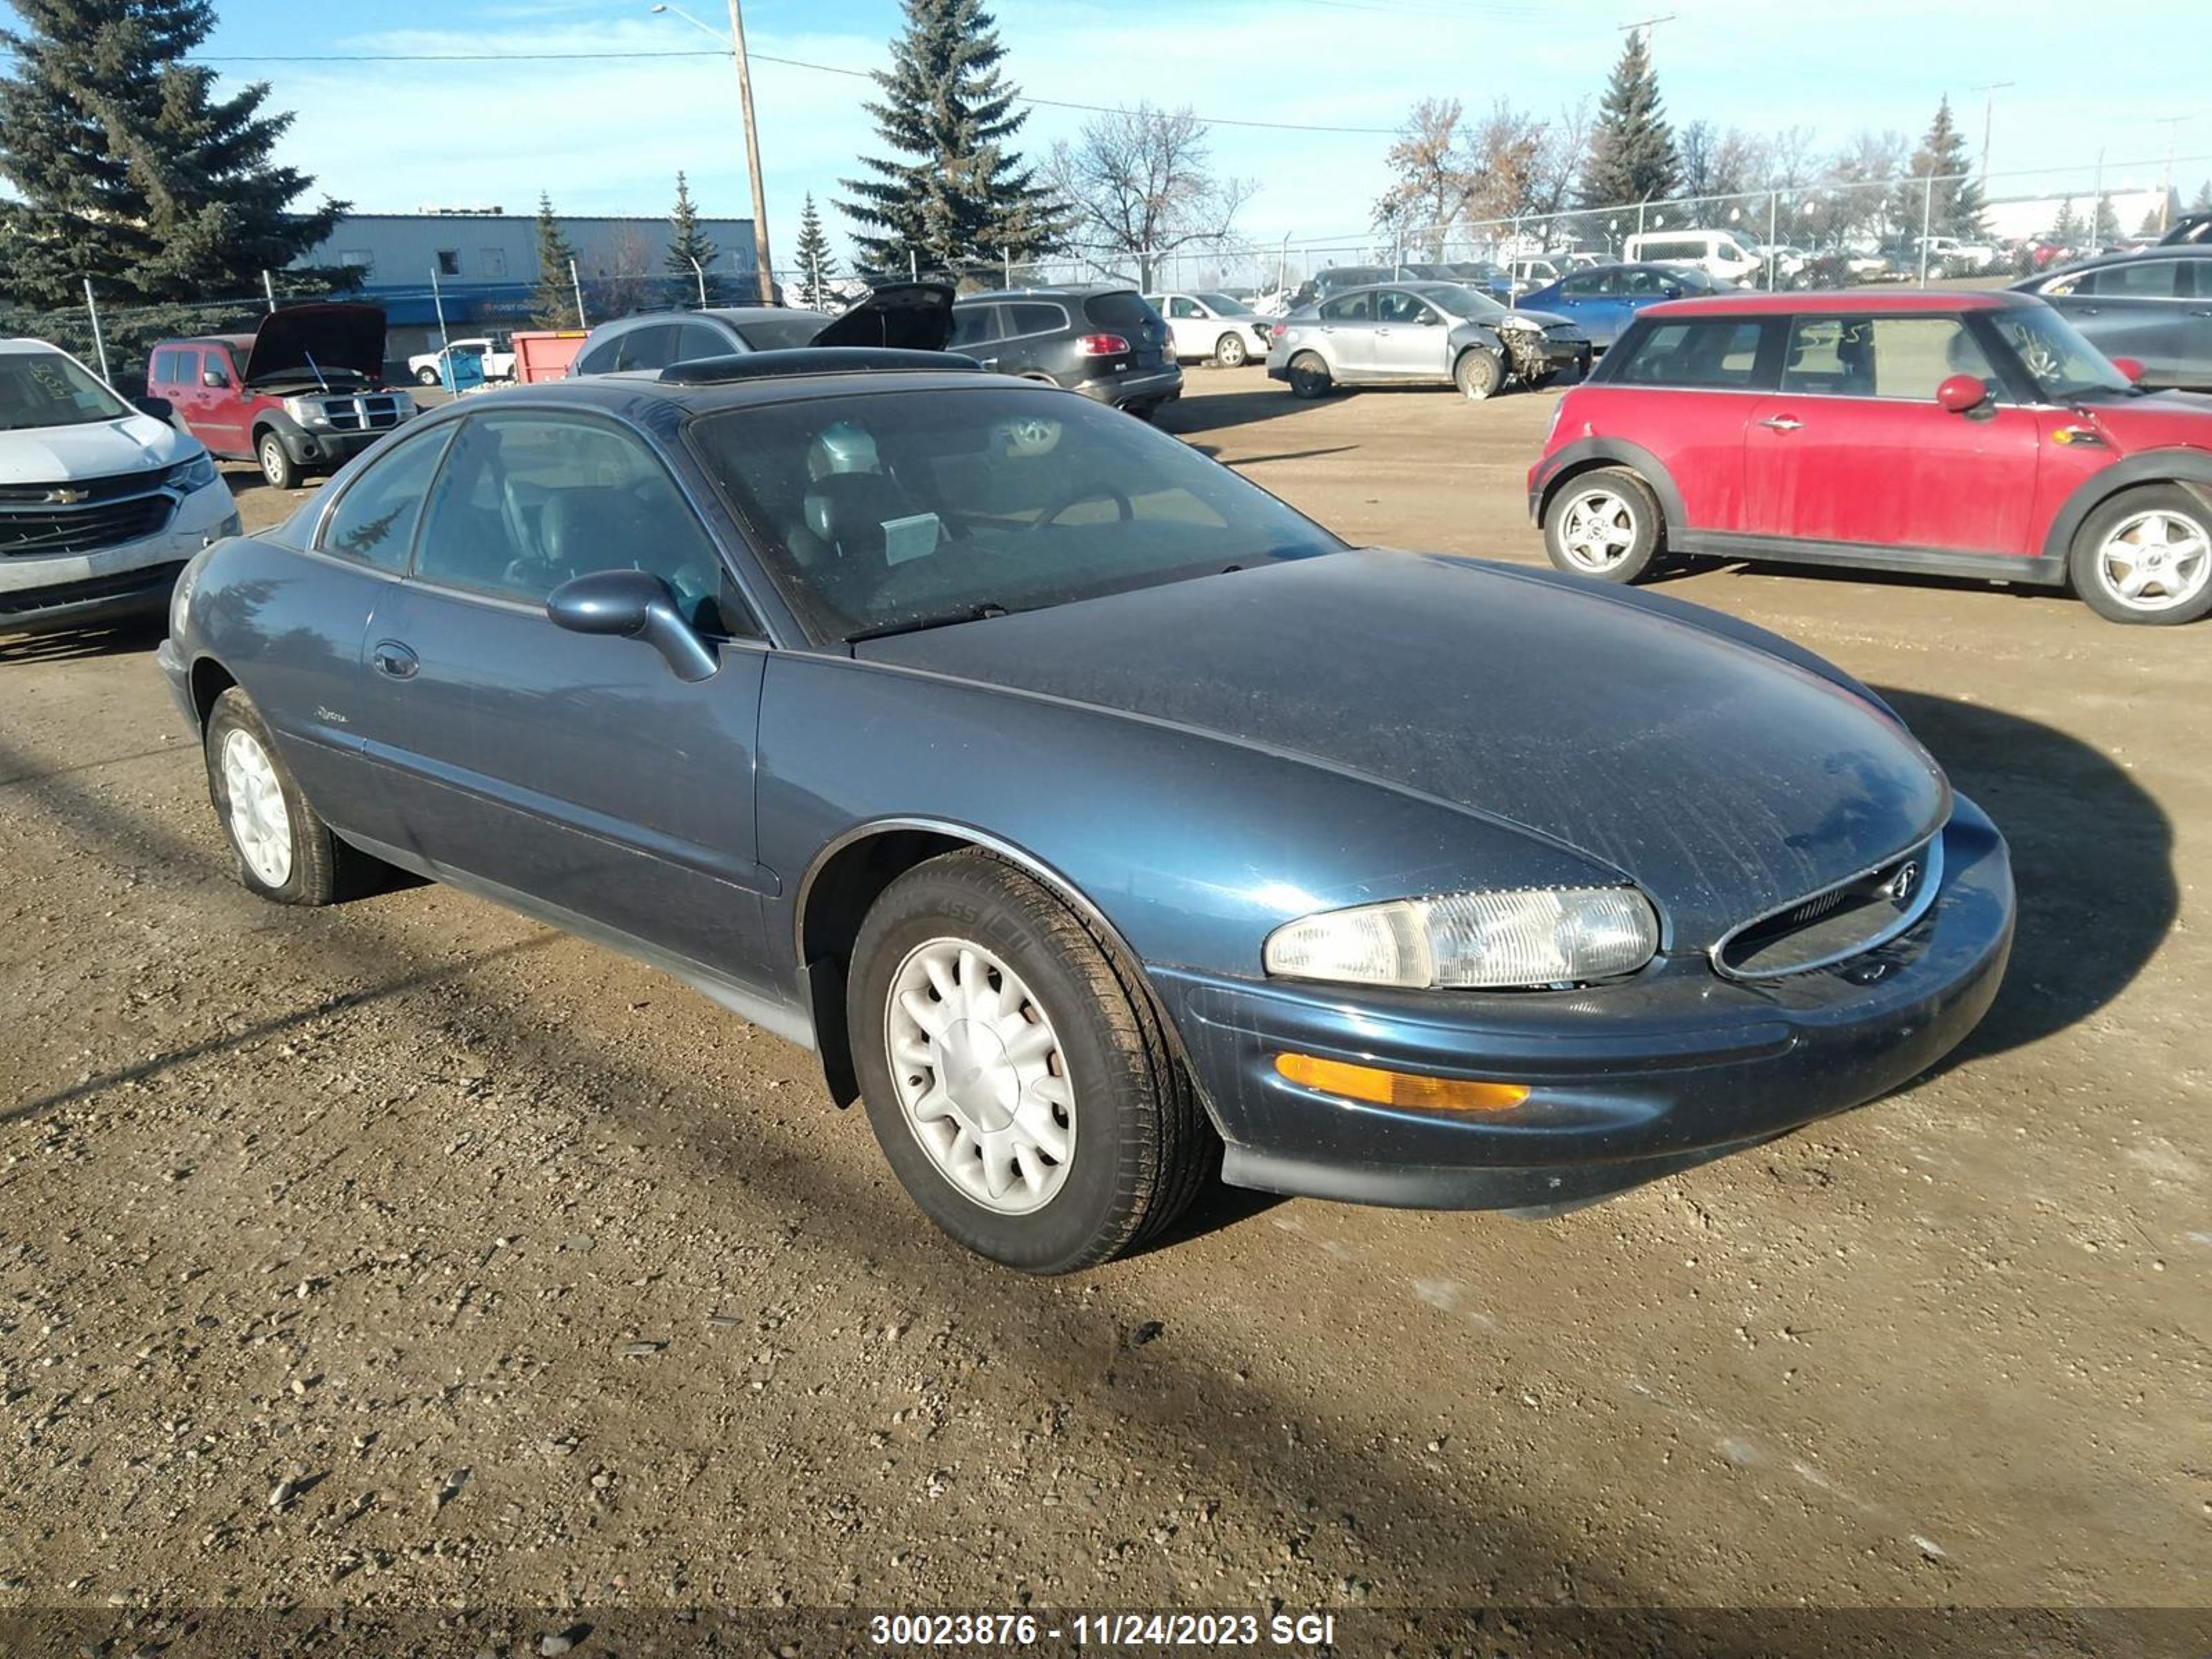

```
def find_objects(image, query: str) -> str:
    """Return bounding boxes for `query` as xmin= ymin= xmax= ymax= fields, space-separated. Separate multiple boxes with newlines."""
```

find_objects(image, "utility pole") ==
xmin=2155 ymin=115 xmax=2189 ymax=231
xmin=1970 ymin=81 xmax=2014 ymax=180
xmin=650 ymin=4 xmax=774 ymax=304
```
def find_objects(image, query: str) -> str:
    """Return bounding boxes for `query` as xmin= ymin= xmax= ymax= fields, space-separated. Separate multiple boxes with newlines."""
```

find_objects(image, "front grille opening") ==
xmin=1716 ymin=840 xmax=1940 ymax=980
xmin=1 ymin=494 xmax=174 ymax=558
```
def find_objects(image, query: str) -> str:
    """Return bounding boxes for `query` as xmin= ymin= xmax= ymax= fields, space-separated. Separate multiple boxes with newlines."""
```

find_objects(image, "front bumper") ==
xmin=276 ymin=425 xmax=391 ymax=469
xmin=0 ymin=482 xmax=239 ymax=639
xmin=1077 ymin=366 xmax=1184 ymax=409
xmin=1150 ymin=795 xmax=2013 ymax=1212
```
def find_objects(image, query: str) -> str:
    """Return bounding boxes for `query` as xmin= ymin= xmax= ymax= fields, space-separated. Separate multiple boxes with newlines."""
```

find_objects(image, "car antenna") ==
xmin=302 ymin=349 xmax=330 ymax=393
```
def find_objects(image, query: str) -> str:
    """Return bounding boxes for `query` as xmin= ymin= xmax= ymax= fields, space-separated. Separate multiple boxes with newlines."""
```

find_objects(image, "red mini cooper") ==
xmin=1527 ymin=290 xmax=2212 ymax=625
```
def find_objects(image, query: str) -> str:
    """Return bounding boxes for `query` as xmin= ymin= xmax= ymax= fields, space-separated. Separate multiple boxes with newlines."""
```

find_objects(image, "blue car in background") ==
xmin=158 ymin=344 xmax=2012 ymax=1275
xmin=1519 ymin=262 xmax=1734 ymax=350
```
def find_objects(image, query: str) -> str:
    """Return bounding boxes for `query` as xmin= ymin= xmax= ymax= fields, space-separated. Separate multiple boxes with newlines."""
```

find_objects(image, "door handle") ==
xmin=371 ymin=641 xmax=418 ymax=680
xmin=1756 ymin=414 xmax=1803 ymax=431
xmin=2076 ymin=306 xmax=2100 ymax=317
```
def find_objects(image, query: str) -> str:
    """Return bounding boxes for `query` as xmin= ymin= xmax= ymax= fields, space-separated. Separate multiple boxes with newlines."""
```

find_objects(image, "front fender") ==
xmin=2038 ymin=448 xmax=2212 ymax=559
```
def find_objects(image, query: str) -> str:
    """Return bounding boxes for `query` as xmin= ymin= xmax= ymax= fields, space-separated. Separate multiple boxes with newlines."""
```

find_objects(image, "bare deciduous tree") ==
xmin=1374 ymin=97 xmax=1477 ymax=256
xmin=1465 ymin=102 xmax=1547 ymax=224
xmin=1533 ymin=97 xmax=1591 ymax=222
xmin=1047 ymin=104 xmax=1254 ymax=288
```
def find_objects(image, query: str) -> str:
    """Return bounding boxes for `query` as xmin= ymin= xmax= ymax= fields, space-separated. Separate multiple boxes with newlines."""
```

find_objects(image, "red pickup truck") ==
xmin=147 ymin=304 xmax=418 ymax=490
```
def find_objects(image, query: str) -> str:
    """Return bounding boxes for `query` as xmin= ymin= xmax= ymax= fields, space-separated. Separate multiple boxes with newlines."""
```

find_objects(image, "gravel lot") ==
xmin=1 ymin=369 xmax=2204 ymax=1644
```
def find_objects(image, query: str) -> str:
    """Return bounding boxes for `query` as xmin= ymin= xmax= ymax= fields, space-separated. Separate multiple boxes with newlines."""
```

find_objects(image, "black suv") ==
xmin=947 ymin=287 xmax=1183 ymax=418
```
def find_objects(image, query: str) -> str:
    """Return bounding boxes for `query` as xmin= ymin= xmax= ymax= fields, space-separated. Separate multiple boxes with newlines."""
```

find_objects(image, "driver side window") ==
xmin=411 ymin=413 xmax=748 ymax=635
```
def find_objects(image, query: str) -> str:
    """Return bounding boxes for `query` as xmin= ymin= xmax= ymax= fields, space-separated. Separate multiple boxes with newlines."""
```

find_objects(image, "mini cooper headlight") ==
xmin=1264 ymin=888 xmax=1660 ymax=991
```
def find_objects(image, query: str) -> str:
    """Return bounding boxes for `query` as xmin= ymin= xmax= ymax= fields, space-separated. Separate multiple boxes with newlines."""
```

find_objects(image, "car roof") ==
xmin=2034 ymin=245 xmax=2202 ymax=276
xmin=1644 ymin=289 xmax=2035 ymax=317
xmin=952 ymin=285 xmax=1132 ymax=303
xmin=147 ymin=334 xmax=254 ymax=350
xmin=403 ymin=361 xmax=1031 ymax=423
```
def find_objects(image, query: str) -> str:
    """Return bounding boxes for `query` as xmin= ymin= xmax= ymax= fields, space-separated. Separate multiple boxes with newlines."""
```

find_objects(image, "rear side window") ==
xmin=1082 ymin=291 xmax=1156 ymax=330
xmin=319 ymin=423 xmax=454 ymax=570
xmin=1009 ymin=303 xmax=1067 ymax=335
xmin=572 ymin=334 xmax=621 ymax=376
xmin=615 ymin=324 xmax=681 ymax=372
xmin=148 ymin=348 xmax=178 ymax=386
xmin=948 ymin=305 xmax=1004 ymax=348
xmin=1318 ymin=292 xmax=1376 ymax=324
xmin=675 ymin=321 xmax=732 ymax=362
xmin=1609 ymin=319 xmax=1766 ymax=388
xmin=1562 ymin=270 xmax=1613 ymax=298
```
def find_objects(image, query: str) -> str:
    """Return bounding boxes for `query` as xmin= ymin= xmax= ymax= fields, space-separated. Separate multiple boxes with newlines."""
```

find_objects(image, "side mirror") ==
xmin=1661 ymin=283 xmax=1684 ymax=300
xmin=1417 ymin=310 xmax=1441 ymax=326
xmin=1936 ymin=373 xmax=1989 ymax=414
xmin=201 ymin=370 xmax=226 ymax=389
xmin=2110 ymin=355 xmax=2145 ymax=385
xmin=133 ymin=395 xmax=174 ymax=420
xmin=545 ymin=568 xmax=718 ymax=683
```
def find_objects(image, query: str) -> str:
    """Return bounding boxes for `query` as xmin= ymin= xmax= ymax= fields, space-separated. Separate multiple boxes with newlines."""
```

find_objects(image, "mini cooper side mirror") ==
xmin=2110 ymin=355 xmax=2146 ymax=385
xmin=1936 ymin=373 xmax=1989 ymax=415
xmin=546 ymin=568 xmax=718 ymax=684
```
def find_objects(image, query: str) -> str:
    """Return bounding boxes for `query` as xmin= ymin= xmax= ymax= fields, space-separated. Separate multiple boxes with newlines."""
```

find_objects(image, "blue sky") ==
xmin=98 ymin=0 xmax=2212 ymax=265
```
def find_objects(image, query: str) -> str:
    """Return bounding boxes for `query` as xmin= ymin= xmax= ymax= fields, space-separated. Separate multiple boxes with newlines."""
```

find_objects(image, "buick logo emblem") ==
xmin=45 ymin=487 xmax=88 ymax=505
xmin=1884 ymin=860 xmax=1920 ymax=905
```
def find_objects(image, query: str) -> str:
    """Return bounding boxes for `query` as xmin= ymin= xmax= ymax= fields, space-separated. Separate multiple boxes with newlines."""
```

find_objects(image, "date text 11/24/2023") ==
xmin=867 ymin=1612 xmax=1340 ymax=1647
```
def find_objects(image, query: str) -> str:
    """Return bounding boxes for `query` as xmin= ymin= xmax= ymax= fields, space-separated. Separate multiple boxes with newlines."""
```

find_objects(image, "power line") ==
xmin=183 ymin=48 xmax=1403 ymax=134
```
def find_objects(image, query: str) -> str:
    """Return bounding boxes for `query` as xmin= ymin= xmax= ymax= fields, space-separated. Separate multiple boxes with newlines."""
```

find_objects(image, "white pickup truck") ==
xmin=406 ymin=337 xmax=516 ymax=386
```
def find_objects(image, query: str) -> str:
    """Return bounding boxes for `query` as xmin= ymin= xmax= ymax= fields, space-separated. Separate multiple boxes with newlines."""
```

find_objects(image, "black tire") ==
xmin=1212 ymin=331 xmax=1248 ymax=368
xmin=847 ymin=850 xmax=1212 ymax=1274
xmin=256 ymin=432 xmax=299 ymax=491
xmin=1454 ymin=346 xmax=1505 ymax=400
xmin=2069 ymin=485 xmax=2212 ymax=626
xmin=415 ymin=365 xmax=441 ymax=386
xmin=203 ymin=687 xmax=368 ymax=905
xmin=1540 ymin=466 xmax=1664 ymax=584
xmin=1285 ymin=351 xmax=1333 ymax=400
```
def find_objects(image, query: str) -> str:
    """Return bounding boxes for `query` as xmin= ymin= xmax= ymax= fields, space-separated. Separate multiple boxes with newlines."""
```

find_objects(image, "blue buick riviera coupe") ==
xmin=159 ymin=344 xmax=2014 ymax=1273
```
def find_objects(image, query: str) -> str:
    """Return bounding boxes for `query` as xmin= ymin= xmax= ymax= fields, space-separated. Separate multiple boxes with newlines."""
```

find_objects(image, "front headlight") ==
xmin=1264 ymin=887 xmax=1660 ymax=990
xmin=281 ymin=395 xmax=332 ymax=428
xmin=162 ymin=451 xmax=218 ymax=493
xmin=1498 ymin=314 xmax=1543 ymax=332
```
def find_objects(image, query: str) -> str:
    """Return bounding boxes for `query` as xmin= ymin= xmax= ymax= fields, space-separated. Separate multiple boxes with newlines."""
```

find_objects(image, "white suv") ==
xmin=1621 ymin=229 xmax=1762 ymax=283
xmin=1 ymin=339 xmax=240 ymax=640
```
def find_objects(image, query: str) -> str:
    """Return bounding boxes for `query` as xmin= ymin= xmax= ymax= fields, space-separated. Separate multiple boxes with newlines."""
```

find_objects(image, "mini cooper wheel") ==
xmin=1212 ymin=331 xmax=1248 ymax=368
xmin=1454 ymin=346 xmax=1505 ymax=401
xmin=1543 ymin=467 xmax=1663 ymax=583
xmin=848 ymin=850 xmax=1211 ymax=1273
xmin=2070 ymin=487 xmax=2212 ymax=625
xmin=257 ymin=433 xmax=299 ymax=491
xmin=1285 ymin=352 xmax=1333 ymax=400
xmin=203 ymin=688 xmax=356 ymax=904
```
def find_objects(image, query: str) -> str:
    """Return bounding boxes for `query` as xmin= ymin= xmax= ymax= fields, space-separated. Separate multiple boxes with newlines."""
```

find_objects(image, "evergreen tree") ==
xmin=529 ymin=192 xmax=581 ymax=329
xmin=1576 ymin=30 xmax=1678 ymax=208
xmin=837 ymin=0 xmax=1060 ymax=276
xmin=1895 ymin=97 xmax=1987 ymax=239
xmin=0 ymin=0 xmax=346 ymax=306
xmin=665 ymin=171 xmax=719 ymax=305
xmin=793 ymin=193 xmax=838 ymax=310
xmin=2092 ymin=192 xmax=2120 ymax=244
xmin=2193 ymin=179 xmax=2212 ymax=213
xmin=2050 ymin=196 xmax=2081 ymax=245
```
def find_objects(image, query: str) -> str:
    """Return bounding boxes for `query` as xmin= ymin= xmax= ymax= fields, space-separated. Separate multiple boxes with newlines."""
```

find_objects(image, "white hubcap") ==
xmin=1559 ymin=489 xmax=1638 ymax=571
xmin=2098 ymin=509 xmax=2211 ymax=612
xmin=221 ymin=728 xmax=294 ymax=886
xmin=886 ymin=938 xmax=1074 ymax=1215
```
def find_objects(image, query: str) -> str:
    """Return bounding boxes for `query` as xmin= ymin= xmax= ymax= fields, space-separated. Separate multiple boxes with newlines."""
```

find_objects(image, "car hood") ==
xmin=0 ymin=413 xmax=191 ymax=484
xmin=808 ymin=281 xmax=955 ymax=352
xmin=2081 ymin=388 xmax=2212 ymax=435
xmin=1494 ymin=307 xmax=1575 ymax=330
xmin=859 ymin=550 xmax=1949 ymax=945
xmin=243 ymin=303 xmax=388 ymax=384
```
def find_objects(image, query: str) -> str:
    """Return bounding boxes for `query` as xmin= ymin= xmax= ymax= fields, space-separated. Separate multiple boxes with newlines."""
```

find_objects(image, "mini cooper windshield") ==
xmin=691 ymin=386 xmax=1344 ymax=641
xmin=1989 ymin=307 xmax=2135 ymax=401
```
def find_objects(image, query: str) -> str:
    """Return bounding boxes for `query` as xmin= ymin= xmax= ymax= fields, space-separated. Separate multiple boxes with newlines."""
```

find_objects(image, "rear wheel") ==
xmin=1212 ymin=331 xmax=1248 ymax=368
xmin=203 ymin=688 xmax=364 ymax=905
xmin=1454 ymin=346 xmax=1504 ymax=401
xmin=1285 ymin=352 xmax=1333 ymax=400
xmin=1542 ymin=467 xmax=1663 ymax=583
xmin=256 ymin=432 xmax=299 ymax=491
xmin=2070 ymin=486 xmax=2212 ymax=624
xmin=847 ymin=850 xmax=1211 ymax=1273
xmin=415 ymin=365 xmax=440 ymax=386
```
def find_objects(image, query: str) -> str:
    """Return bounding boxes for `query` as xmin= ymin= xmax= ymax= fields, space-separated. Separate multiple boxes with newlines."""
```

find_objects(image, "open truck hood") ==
xmin=243 ymin=303 xmax=388 ymax=385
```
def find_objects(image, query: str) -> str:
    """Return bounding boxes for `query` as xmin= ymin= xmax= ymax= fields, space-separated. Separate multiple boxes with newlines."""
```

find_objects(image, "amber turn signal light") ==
xmin=1274 ymin=1053 xmax=1530 ymax=1114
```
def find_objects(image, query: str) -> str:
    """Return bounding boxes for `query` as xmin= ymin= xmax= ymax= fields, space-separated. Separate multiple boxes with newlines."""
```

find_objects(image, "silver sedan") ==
xmin=1264 ymin=281 xmax=1591 ymax=400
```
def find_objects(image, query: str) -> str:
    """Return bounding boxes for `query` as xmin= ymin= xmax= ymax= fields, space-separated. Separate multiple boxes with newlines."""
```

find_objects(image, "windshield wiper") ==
xmin=846 ymin=601 xmax=1011 ymax=644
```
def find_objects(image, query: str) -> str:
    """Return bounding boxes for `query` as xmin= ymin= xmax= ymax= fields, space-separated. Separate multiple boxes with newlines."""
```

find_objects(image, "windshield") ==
xmin=731 ymin=312 xmax=834 ymax=350
xmin=1196 ymin=292 xmax=1253 ymax=315
xmin=0 ymin=349 xmax=131 ymax=431
xmin=689 ymin=386 xmax=1343 ymax=642
xmin=1988 ymin=306 xmax=2133 ymax=400
xmin=1425 ymin=285 xmax=1509 ymax=321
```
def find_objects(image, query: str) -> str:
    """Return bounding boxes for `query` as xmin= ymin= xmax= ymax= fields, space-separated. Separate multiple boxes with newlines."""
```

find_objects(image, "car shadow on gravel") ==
xmin=1876 ymin=686 xmax=2176 ymax=1068
xmin=0 ymin=615 xmax=169 ymax=666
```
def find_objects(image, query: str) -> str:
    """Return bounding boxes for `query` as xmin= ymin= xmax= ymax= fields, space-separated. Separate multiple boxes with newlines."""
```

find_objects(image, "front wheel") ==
xmin=257 ymin=433 xmax=299 ymax=491
xmin=415 ymin=366 xmax=441 ymax=386
xmin=847 ymin=851 xmax=1212 ymax=1273
xmin=203 ymin=688 xmax=364 ymax=904
xmin=1542 ymin=467 xmax=1663 ymax=583
xmin=1454 ymin=347 xmax=1504 ymax=401
xmin=2070 ymin=487 xmax=2212 ymax=624
xmin=1212 ymin=331 xmax=1248 ymax=368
